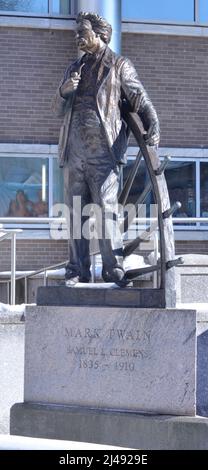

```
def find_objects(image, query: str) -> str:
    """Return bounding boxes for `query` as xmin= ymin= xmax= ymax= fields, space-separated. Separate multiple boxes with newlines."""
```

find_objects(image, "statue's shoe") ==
xmin=65 ymin=276 xmax=79 ymax=287
xmin=102 ymin=265 xmax=125 ymax=283
xmin=65 ymin=276 xmax=90 ymax=287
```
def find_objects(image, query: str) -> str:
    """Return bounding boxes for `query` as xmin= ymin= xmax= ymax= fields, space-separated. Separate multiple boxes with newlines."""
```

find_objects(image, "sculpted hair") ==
xmin=76 ymin=11 xmax=112 ymax=44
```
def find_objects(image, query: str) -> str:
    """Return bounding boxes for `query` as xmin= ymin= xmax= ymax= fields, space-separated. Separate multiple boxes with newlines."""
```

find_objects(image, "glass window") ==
xmin=122 ymin=0 xmax=195 ymax=22
xmin=165 ymin=161 xmax=196 ymax=224
xmin=52 ymin=0 xmax=71 ymax=15
xmin=52 ymin=157 xmax=64 ymax=205
xmin=0 ymin=157 xmax=49 ymax=218
xmin=123 ymin=159 xmax=153 ymax=206
xmin=0 ymin=1 xmax=48 ymax=13
xmin=200 ymin=162 xmax=208 ymax=222
xmin=0 ymin=0 xmax=72 ymax=14
xmin=122 ymin=158 xmax=154 ymax=234
xmin=198 ymin=0 xmax=208 ymax=23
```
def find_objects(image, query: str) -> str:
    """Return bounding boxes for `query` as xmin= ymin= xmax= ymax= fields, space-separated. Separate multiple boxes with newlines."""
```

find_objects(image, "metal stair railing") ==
xmin=0 ymin=216 xmax=208 ymax=305
xmin=0 ymin=214 xmax=159 ymax=303
xmin=0 ymin=228 xmax=22 ymax=305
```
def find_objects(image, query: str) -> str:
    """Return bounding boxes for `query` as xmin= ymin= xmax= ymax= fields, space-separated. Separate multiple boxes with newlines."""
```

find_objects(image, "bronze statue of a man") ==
xmin=53 ymin=11 xmax=160 ymax=287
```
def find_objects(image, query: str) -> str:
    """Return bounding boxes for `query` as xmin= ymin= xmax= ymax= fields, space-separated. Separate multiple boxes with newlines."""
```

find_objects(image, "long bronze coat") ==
xmin=52 ymin=47 xmax=158 ymax=168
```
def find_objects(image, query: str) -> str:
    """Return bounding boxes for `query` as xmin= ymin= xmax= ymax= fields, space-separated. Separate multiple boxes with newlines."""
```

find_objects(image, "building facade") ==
xmin=0 ymin=0 xmax=208 ymax=273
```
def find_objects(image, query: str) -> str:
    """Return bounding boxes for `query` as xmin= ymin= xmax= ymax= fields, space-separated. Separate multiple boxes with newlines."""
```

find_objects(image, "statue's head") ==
xmin=75 ymin=12 xmax=112 ymax=52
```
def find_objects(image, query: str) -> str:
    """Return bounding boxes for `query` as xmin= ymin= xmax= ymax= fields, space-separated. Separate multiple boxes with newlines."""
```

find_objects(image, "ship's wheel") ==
xmin=118 ymin=112 xmax=183 ymax=307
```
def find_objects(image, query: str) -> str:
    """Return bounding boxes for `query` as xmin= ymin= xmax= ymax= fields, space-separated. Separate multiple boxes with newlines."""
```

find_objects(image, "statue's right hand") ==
xmin=60 ymin=73 xmax=81 ymax=98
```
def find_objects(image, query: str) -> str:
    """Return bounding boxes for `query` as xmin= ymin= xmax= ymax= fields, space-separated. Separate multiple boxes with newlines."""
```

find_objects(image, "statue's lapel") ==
xmin=96 ymin=47 xmax=115 ymax=92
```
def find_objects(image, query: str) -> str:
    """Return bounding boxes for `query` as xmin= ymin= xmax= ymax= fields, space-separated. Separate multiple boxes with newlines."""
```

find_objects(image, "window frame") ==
xmin=0 ymin=146 xmax=208 ymax=234
xmin=122 ymin=0 xmax=208 ymax=26
xmin=0 ymin=0 xmax=75 ymax=18
xmin=125 ymin=149 xmax=208 ymax=231
xmin=0 ymin=151 xmax=59 ymax=229
xmin=0 ymin=1 xmax=205 ymax=25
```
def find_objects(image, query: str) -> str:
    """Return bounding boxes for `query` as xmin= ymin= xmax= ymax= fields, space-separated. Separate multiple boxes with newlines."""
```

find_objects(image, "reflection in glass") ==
xmin=123 ymin=159 xmax=152 ymax=205
xmin=53 ymin=157 xmax=64 ymax=206
xmin=0 ymin=1 xmax=48 ymax=13
xmin=199 ymin=0 xmax=208 ymax=23
xmin=200 ymin=162 xmax=208 ymax=224
xmin=0 ymin=0 xmax=72 ymax=14
xmin=0 ymin=157 xmax=49 ymax=217
xmin=52 ymin=0 xmax=71 ymax=15
xmin=165 ymin=161 xmax=196 ymax=224
xmin=122 ymin=159 xmax=154 ymax=230
xmin=122 ymin=0 xmax=194 ymax=22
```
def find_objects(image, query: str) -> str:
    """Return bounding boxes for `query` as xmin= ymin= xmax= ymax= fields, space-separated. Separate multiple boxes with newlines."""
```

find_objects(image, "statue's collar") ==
xmin=85 ymin=45 xmax=106 ymax=62
xmin=81 ymin=46 xmax=116 ymax=69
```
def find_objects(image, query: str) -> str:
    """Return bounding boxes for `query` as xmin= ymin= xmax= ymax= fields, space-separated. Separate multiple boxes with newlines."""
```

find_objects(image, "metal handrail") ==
xmin=0 ymin=259 xmax=67 ymax=304
xmin=15 ymin=261 xmax=66 ymax=281
xmin=1 ymin=217 xmax=208 ymax=224
xmin=12 ymin=260 xmax=68 ymax=303
xmin=0 ymin=217 xmax=62 ymax=224
xmin=0 ymin=228 xmax=22 ymax=304
xmin=172 ymin=218 xmax=208 ymax=223
xmin=0 ymin=216 xmax=208 ymax=304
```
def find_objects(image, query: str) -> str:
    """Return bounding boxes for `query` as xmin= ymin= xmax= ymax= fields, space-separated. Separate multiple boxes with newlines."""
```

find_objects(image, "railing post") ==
xmin=7 ymin=281 xmax=10 ymax=304
xmin=24 ymin=277 xmax=28 ymax=304
xmin=153 ymin=232 xmax=159 ymax=288
xmin=91 ymin=255 xmax=96 ymax=283
xmin=10 ymin=232 xmax=16 ymax=305
xmin=43 ymin=270 xmax=47 ymax=286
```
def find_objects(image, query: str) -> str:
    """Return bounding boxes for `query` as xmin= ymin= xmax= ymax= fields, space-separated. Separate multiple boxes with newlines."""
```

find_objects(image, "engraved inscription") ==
xmin=79 ymin=359 xmax=135 ymax=372
xmin=64 ymin=327 xmax=102 ymax=339
xmin=64 ymin=327 xmax=150 ymax=342
xmin=64 ymin=326 xmax=151 ymax=373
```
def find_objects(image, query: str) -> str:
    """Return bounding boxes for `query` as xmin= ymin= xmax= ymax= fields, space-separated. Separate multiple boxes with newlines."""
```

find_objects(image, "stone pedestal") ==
xmin=37 ymin=285 xmax=166 ymax=308
xmin=175 ymin=254 xmax=208 ymax=304
xmin=10 ymin=403 xmax=208 ymax=450
xmin=23 ymin=305 xmax=196 ymax=415
xmin=10 ymin=290 xmax=208 ymax=449
xmin=0 ymin=304 xmax=25 ymax=433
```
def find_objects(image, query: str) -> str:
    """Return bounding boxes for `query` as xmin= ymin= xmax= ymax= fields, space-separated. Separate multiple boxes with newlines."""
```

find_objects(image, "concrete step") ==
xmin=0 ymin=434 xmax=129 ymax=450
